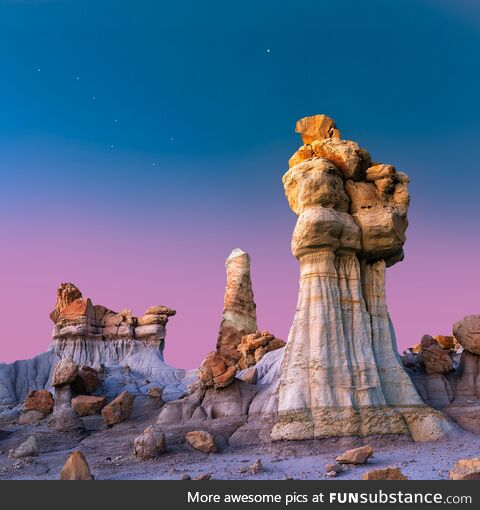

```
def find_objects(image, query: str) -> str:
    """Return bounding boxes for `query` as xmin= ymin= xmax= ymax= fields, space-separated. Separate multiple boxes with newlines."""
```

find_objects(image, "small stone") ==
xmin=325 ymin=463 xmax=343 ymax=473
xmin=10 ymin=436 xmax=39 ymax=458
xmin=186 ymin=430 xmax=217 ymax=453
xmin=147 ymin=386 xmax=163 ymax=399
xmin=336 ymin=446 xmax=374 ymax=465
xmin=193 ymin=473 xmax=212 ymax=480
xmin=60 ymin=451 xmax=93 ymax=480
xmin=181 ymin=474 xmax=191 ymax=480
xmin=449 ymin=457 xmax=480 ymax=480
xmin=362 ymin=467 xmax=408 ymax=480
xmin=326 ymin=471 xmax=337 ymax=478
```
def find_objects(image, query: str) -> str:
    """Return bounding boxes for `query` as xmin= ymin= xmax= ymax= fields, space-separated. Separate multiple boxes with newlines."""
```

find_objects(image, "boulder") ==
xmin=72 ymin=395 xmax=107 ymax=417
xmin=60 ymin=451 xmax=93 ymax=480
xmin=336 ymin=446 xmax=374 ymax=465
xmin=449 ymin=458 xmax=480 ymax=480
xmin=71 ymin=366 xmax=100 ymax=394
xmin=134 ymin=425 xmax=166 ymax=459
xmin=199 ymin=351 xmax=238 ymax=389
xmin=362 ymin=467 xmax=408 ymax=480
xmin=185 ymin=430 xmax=217 ymax=453
xmin=57 ymin=297 xmax=94 ymax=323
xmin=289 ymin=144 xmax=314 ymax=168
xmin=453 ymin=315 xmax=480 ymax=355
xmin=102 ymin=391 xmax=134 ymax=426
xmin=24 ymin=389 xmax=54 ymax=415
xmin=420 ymin=335 xmax=453 ymax=375
xmin=433 ymin=335 xmax=456 ymax=350
xmin=10 ymin=436 xmax=39 ymax=458
xmin=295 ymin=114 xmax=340 ymax=144
xmin=237 ymin=330 xmax=285 ymax=370
xmin=52 ymin=357 xmax=78 ymax=387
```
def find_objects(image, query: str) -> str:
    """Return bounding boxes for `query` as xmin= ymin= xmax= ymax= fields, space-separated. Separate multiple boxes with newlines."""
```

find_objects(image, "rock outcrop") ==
xmin=402 ymin=315 xmax=480 ymax=434
xmin=272 ymin=114 xmax=452 ymax=441
xmin=237 ymin=331 xmax=285 ymax=370
xmin=199 ymin=249 xmax=258 ymax=389
xmin=449 ymin=458 xmax=480 ymax=480
xmin=0 ymin=283 xmax=193 ymax=406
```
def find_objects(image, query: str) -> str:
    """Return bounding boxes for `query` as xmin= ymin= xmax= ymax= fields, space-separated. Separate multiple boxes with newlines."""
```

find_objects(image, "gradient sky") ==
xmin=0 ymin=0 xmax=479 ymax=368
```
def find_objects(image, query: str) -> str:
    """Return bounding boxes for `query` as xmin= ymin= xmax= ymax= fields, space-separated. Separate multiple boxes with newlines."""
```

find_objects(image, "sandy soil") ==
xmin=1 ymin=398 xmax=478 ymax=480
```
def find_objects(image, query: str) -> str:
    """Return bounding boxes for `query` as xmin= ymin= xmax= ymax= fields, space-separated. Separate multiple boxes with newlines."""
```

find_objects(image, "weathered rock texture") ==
xmin=272 ymin=114 xmax=452 ymax=441
xmin=134 ymin=425 xmax=166 ymax=459
xmin=0 ymin=283 xmax=194 ymax=406
xmin=102 ymin=391 xmax=134 ymax=426
xmin=60 ymin=451 xmax=93 ymax=480
xmin=199 ymin=249 xmax=259 ymax=388
xmin=449 ymin=458 xmax=480 ymax=480
xmin=402 ymin=315 xmax=480 ymax=434
xmin=362 ymin=467 xmax=408 ymax=480
xmin=24 ymin=390 xmax=54 ymax=415
xmin=237 ymin=331 xmax=285 ymax=370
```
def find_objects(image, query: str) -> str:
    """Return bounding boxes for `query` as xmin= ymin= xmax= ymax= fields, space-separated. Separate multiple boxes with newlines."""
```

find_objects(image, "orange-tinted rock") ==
xmin=71 ymin=365 xmax=100 ymax=394
xmin=52 ymin=357 xmax=78 ymax=387
xmin=147 ymin=386 xmax=163 ymax=399
xmin=362 ymin=467 xmax=408 ymax=480
xmin=237 ymin=330 xmax=285 ymax=370
xmin=449 ymin=458 xmax=480 ymax=480
xmin=336 ymin=446 xmax=374 ymax=464
xmin=366 ymin=164 xmax=396 ymax=181
xmin=311 ymin=138 xmax=370 ymax=181
xmin=289 ymin=145 xmax=314 ymax=168
xmin=72 ymin=395 xmax=107 ymax=416
xmin=50 ymin=282 xmax=82 ymax=323
xmin=101 ymin=391 xmax=134 ymax=426
xmin=145 ymin=306 xmax=176 ymax=317
xmin=433 ymin=335 xmax=455 ymax=350
xmin=295 ymin=114 xmax=340 ymax=144
xmin=24 ymin=390 xmax=54 ymax=415
xmin=58 ymin=297 xmax=94 ymax=322
xmin=199 ymin=351 xmax=238 ymax=389
xmin=60 ymin=451 xmax=93 ymax=480
xmin=185 ymin=430 xmax=217 ymax=453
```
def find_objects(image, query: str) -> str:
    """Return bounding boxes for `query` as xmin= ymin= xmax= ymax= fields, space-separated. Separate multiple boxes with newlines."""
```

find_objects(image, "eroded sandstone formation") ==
xmin=0 ymin=283 xmax=191 ymax=406
xmin=272 ymin=114 xmax=452 ymax=441
xmin=402 ymin=315 xmax=480 ymax=433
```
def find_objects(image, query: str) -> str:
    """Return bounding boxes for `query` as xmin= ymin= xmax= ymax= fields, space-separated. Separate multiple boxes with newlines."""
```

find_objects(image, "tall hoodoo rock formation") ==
xmin=199 ymin=249 xmax=259 ymax=389
xmin=272 ymin=114 xmax=452 ymax=441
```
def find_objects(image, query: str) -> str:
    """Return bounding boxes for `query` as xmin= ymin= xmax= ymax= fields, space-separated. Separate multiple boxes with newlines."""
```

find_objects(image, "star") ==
xmin=114 ymin=119 xmax=118 ymax=123
xmin=152 ymin=162 xmax=156 ymax=166
xmin=170 ymin=137 xmax=174 ymax=141
xmin=266 ymin=48 xmax=271 ymax=54
xmin=92 ymin=96 xmax=96 ymax=100
xmin=37 ymin=68 xmax=41 ymax=72
xmin=110 ymin=144 xmax=114 ymax=148
xmin=76 ymin=76 xmax=80 ymax=80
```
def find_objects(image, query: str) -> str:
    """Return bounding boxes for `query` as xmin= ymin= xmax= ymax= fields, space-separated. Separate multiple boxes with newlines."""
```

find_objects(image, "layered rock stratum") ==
xmin=0 ymin=283 xmax=194 ymax=406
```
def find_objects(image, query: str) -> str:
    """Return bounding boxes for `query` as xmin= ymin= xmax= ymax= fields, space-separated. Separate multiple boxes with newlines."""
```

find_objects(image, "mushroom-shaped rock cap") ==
xmin=295 ymin=114 xmax=340 ymax=144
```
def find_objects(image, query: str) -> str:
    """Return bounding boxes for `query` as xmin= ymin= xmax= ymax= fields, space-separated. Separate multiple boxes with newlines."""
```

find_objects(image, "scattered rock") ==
xmin=453 ymin=315 xmax=480 ymax=355
xmin=325 ymin=463 xmax=343 ymax=474
xmin=102 ymin=391 xmax=134 ymax=426
xmin=240 ymin=459 xmax=263 ymax=474
xmin=60 ymin=451 xmax=93 ymax=480
xmin=72 ymin=395 xmax=107 ymax=417
xmin=449 ymin=458 xmax=480 ymax=480
xmin=134 ymin=425 xmax=166 ymax=459
xmin=336 ymin=446 xmax=374 ymax=465
xmin=193 ymin=473 xmax=212 ymax=480
xmin=326 ymin=471 xmax=337 ymax=478
xmin=362 ymin=467 xmax=408 ymax=480
xmin=10 ymin=436 xmax=39 ymax=458
xmin=52 ymin=357 xmax=78 ymax=387
xmin=24 ymin=390 xmax=54 ymax=415
xmin=185 ymin=430 xmax=217 ymax=453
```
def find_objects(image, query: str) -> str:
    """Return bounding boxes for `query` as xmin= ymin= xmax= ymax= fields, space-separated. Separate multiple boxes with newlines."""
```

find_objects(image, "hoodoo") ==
xmin=271 ymin=114 xmax=452 ymax=441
